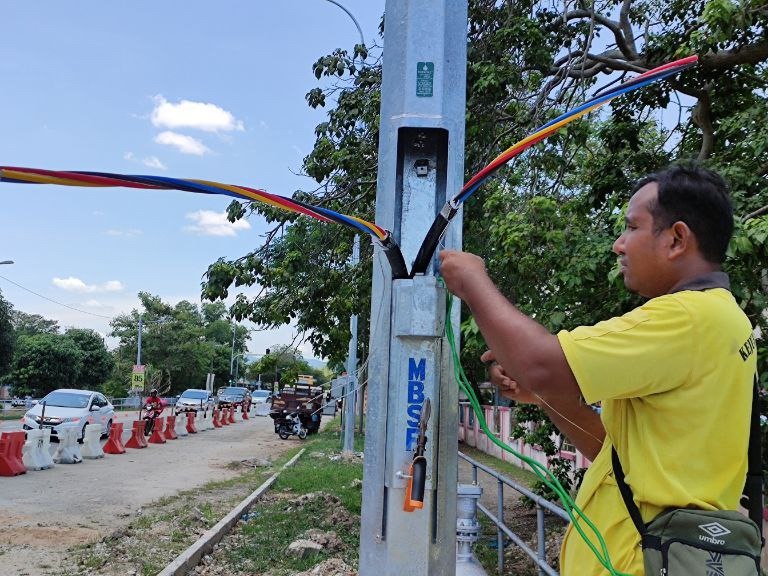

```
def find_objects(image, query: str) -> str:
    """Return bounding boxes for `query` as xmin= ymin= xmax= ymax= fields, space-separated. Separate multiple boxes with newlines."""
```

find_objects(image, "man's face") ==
xmin=612 ymin=182 xmax=672 ymax=298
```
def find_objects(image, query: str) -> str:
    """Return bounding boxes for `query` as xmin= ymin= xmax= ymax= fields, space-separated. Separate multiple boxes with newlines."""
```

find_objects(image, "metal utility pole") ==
xmin=360 ymin=2 xmax=467 ymax=575
xmin=136 ymin=315 xmax=143 ymax=365
xmin=343 ymin=235 xmax=360 ymax=453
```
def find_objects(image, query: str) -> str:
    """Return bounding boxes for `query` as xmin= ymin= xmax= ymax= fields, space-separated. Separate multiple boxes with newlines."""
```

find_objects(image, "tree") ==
xmin=64 ymin=328 xmax=114 ymax=390
xmin=246 ymin=344 xmax=310 ymax=387
xmin=109 ymin=293 xmax=250 ymax=394
xmin=0 ymin=290 xmax=13 ymax=376
xmin=6 ymin=333 xmax=83 ymax=396
xmin=11 ymin=311 xmax=60 ymax=337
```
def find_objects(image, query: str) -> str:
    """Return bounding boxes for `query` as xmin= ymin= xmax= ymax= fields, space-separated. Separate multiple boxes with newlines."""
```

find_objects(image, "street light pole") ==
xmin=229 ymin=322 xmax=237 ymax=381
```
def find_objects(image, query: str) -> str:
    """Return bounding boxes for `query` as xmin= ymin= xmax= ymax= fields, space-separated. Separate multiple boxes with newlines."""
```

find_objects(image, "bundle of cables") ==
xmin=444 ymin=291 xmax=631 ymax=576
xmin=410 ymin=55 xmax=699 ymax=275
xmin=0 ymin=167 xmax=409 ymax=278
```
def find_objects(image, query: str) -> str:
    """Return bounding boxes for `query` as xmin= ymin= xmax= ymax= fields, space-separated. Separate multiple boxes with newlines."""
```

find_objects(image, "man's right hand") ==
xmin=481 ymin=350 xmax=541 ymax=405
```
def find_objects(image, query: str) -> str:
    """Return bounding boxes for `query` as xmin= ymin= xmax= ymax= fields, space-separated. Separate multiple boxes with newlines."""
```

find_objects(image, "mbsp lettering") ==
xmin=405 ymin=357 xmax=426 ymax=450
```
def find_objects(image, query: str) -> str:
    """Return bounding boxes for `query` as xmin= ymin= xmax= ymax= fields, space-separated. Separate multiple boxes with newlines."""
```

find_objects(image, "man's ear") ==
xmin=668 ymin=221 xmax=693 ymax=259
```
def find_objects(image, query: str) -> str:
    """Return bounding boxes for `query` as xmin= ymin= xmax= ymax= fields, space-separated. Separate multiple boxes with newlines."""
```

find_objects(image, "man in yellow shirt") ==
xmin=439 ymin=164 xmax=757 ymax=575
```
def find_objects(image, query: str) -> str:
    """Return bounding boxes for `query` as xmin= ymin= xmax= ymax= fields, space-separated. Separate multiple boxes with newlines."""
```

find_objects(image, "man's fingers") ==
xmin=480 ymin=349 xmax=496 ymax=363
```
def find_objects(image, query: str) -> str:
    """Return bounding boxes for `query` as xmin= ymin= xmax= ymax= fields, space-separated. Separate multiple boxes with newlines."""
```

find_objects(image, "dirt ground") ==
xmin=0 ymin=412 xmax=292 ymax=576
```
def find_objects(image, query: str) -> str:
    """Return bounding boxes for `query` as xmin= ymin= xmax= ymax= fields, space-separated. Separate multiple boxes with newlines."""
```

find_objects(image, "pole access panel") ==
xmin=360 ymin=1 xmax=467 ymax=575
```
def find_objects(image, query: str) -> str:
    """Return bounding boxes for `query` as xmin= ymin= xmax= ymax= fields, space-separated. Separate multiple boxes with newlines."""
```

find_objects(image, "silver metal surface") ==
xmin=360 ymin=1 xmax=467 ymax=574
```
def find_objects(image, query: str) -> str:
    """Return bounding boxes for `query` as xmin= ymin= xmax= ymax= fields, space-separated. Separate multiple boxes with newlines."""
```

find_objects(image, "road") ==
xmin=0 ymin=411 xmax=292 ymax=575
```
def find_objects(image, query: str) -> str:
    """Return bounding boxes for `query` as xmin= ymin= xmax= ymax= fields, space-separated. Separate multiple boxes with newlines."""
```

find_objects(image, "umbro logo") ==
xmin=699 ymin=522 xmax=731 ymax=538
xmin=698 ymin=522 xmax=730 ymax=545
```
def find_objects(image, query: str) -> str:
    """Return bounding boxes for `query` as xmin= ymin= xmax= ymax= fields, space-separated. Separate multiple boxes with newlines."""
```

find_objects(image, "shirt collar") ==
xmin=669 ymin=271 xmax=730 ymax=294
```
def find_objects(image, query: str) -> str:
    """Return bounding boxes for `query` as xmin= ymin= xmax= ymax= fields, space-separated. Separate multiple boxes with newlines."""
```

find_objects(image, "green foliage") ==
xmin=0 ymin=290 xmax=13 ymax=376
xmin=6 ymin=333 xmax=83 ymax=395
xmin=64 ymin=328 xmax=113 ymax=390
xmin=109 ymin=292 xmax=246 ymax=395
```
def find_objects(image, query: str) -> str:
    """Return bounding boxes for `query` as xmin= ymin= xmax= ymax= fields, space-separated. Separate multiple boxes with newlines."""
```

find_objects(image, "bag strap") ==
xmin=741 ymin=373 xmax=764 ymax=540
xmin=611 ymin=446 xmax=646 ymax=535
xmin=612 ymin=373 xmax=763 ymax=540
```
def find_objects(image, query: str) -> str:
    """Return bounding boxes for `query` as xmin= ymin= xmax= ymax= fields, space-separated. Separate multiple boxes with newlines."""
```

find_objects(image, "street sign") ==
xmin=131 ymin=365 xmax=145 ymax=391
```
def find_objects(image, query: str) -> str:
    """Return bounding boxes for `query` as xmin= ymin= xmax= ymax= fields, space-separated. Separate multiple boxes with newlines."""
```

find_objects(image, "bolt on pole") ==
xmin=359 ymin=1 xmax=468 ymax=575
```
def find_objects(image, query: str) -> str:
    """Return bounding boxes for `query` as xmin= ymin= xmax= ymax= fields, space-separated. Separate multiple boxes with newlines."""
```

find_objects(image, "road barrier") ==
xmin=148 ymin=417 xmax=167 ymax=444
xmin=227 ymin=407 xmax=236 ymax=424
xmin=241 ymin=405 xmax=250 ymax=420
xmin=0 ymin=431 xmax=26 ymax=476
xmin=125 ymin=420 xmax=148 ymax=449
xmin=54 ymin=425 xmax=83 ymax=464
xmin=23 ymin=428 xmax=55 ymax=470
xmin=212 ymin=409 xmax=222 ymax=428
xmin=81 ymin=424 xmax=105 ymax=459
xmin=103 ymin=422 xmax=126 ymax=454
xmin=175 ymin=413 xmax=189 ymax=437
xmin=185 ymin=412 xmax=197 ymax=434
xmin=164 ymin=415 xmax=178 ymax=439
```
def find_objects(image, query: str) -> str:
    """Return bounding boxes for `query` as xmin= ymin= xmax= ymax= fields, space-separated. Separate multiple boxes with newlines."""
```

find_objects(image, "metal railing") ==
xmin=458 ymin=451 xmax=569 ymax=576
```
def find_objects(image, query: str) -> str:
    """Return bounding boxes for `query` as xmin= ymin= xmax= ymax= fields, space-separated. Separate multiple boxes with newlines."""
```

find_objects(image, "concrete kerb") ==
xmin=157 ymin=448 xmax=305 ymax=576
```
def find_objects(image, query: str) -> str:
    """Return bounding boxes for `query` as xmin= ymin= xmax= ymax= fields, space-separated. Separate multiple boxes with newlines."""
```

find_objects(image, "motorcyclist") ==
xmin=143 ymin=388 xmax=164 ymax=435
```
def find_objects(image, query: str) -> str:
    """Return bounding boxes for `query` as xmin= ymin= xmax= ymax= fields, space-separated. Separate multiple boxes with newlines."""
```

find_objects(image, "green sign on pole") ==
xmin=131 ymin=364 xmax=145 ymax=391
xmin=416 ymin=62 xmax=434 ymax=97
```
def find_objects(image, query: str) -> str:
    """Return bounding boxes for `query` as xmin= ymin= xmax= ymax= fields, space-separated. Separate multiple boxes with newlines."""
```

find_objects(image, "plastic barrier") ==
xmin=185 ymin=412 xmax=198 ymax=434
xmin=148 ymin=416 xmax=166 ymax=444
xmin=23 ymin=428 xmax=55 ymax=470
xmin=103 ymin=422 xmax=126 ymax=454
xmin=254 ymin=402 xmax=271 ymax=417
xmin=125 ymin=420 xmax=148 ymax=449
xmin=164 ymin=415 xmax=178 ymax=439
xmin=241 ymin=404 xmax=250 ymax=420
xmin=81 ymin=424 xmax=105 ymax=459
xmin=175 ymin=412 xmax=189 ymax=437
xmin=0 ymin=431 xmax=26 ymax=476
xmin=53 ymin=425 xmax=83 ymax=464
xmin=212 ymin=409 xmax=222 ymax=428
xmin=228 ymin=406 xmax=236 ymax=424
xmin=194 ymin=410 xmax=205 ymax=432
xmin=219 ymin=408 xmax=230 ymax=426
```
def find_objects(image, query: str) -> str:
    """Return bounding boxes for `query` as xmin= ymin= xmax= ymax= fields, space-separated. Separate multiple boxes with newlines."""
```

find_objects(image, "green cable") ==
xmin=444 ymin=292 xmax=631 ymax=576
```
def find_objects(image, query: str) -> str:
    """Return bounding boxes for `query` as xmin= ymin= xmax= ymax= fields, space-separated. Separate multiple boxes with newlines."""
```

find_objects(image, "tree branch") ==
xmin=564 ymin=8 xmax=637 ymax=60
xmin=700 ymin=39 xmax=768 ymax=69
xmin=692 ymin=89 xmax=715 ymax=161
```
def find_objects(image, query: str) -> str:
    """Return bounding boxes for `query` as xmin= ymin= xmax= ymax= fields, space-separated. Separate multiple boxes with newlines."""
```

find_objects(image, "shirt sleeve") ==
xmin=557 ymin=294 xmax=696 ymax=404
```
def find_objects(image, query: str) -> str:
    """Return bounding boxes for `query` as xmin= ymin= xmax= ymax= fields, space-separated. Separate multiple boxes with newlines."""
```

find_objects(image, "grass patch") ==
xmin=219 ymin=422 xmax=364 ymax=575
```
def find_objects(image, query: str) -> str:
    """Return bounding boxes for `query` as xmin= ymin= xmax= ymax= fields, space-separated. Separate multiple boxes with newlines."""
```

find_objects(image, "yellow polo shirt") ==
xmin=557 ymin=283 xmax=756 ymax=575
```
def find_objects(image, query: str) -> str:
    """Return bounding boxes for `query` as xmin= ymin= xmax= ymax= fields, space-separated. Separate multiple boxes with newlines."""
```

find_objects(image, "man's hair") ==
xmin=632 ymin=164 xmax=734 ymax=263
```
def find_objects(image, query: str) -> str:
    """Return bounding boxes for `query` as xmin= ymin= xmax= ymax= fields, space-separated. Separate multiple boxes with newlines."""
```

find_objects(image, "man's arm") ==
xmin=440 ymin=250 xmax=605 ymax=460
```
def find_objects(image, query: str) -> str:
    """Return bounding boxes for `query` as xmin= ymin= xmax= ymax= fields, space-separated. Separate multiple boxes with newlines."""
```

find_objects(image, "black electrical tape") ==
xmin=411 ymin=214 xmax=450 ymax=276
xmin=381 ymin=237 xmax=409 ymax=279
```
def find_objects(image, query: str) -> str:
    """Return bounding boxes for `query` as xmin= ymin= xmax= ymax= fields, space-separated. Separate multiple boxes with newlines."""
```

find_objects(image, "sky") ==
xmin=0 ymin=1 xmax=385 ymax=361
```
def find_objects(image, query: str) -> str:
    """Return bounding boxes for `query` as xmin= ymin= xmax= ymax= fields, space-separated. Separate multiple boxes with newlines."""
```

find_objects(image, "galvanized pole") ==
xmin=343 ymin=234 xmax=360 ymax=453
xmin=360 ymin=2 xmax=467 ymax=575
xmin=136 ymin=315 xmax=143 ymax=365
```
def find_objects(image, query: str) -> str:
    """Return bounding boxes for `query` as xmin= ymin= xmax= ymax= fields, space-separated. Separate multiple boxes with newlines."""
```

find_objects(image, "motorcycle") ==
xmin=277 ymin=411 xmax=307 ymax=440
xmin=142 ymin=401 xmax=164 ymax=436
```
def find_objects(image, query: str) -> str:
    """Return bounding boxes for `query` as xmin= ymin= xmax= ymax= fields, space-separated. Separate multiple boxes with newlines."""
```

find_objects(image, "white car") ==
xmin=22 ymin=388 xmax=114 ymax=441
xmin=174 ymin=389 xmax=216 ymax=415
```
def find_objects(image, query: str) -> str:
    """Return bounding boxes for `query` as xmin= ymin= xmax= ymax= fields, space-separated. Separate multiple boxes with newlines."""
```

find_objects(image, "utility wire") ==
xmin=0 ymin=274 xmax=115 ymax=320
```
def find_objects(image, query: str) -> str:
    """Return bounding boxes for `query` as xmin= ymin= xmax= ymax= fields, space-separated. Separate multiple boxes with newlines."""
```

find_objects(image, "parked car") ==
xmin=174 ymin=389 xmax=216 ymax=415
xmin=10 ymin=397 xmax=25 ymax=407
xmin=217 ymin=386 xmax=252 ymax=410
xmin=22 ymin=388 xmax=114 ymax=441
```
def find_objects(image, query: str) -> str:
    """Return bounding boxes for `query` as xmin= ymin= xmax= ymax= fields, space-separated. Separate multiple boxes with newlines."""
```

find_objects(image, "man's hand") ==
xmin=481 ymin=350 xmax=540 ymax=405
xmin=438 ymin=250 xmax=490 ymax=301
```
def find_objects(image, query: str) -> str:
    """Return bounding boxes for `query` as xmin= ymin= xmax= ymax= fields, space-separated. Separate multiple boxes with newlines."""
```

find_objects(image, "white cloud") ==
xmin=184 ymin=210 xmax=251 ymax=237
xmin=151 ymin=95 xmax=244 ymax=133
xmin=142 ymin=156 xmax=166 ymax=170
xmin=123 ymin=151 xmax=135 ymax=161
xmin=105 ymin=228 xmax=142 ymax=237
xmin=155 ymin=131 xmax=210 ymax=156
xmin=52 ymin=277 xmax=125 ymax=294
